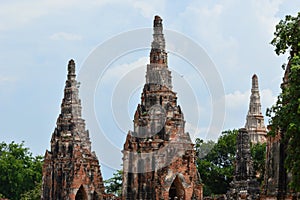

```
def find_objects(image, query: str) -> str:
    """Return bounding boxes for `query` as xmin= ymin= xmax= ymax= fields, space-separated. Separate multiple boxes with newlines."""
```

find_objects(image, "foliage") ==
xmin=20 ymin=181 xmax=42 ymax=200
xmin=267 ymin=12 xmax=300 ymax=192
xmin=104 ymin=170 xmax=123 ymax=197
xmin=194 ymin=138 xmax=215 ymax=159
xmin=196 ymin=130 xmax=267 ymax=196
xmin=251 ymin=142 xmax=266 ymax=184
xmin=270 ymin=12 xmax=300 ymax=56
xmin=0 ymin=141 xmax=43 ymax=200
xmin=196 ymin=130 xmax=237 ymax=196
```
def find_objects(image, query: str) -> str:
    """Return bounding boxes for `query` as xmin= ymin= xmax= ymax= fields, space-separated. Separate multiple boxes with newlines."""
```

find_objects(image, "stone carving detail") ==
xmin=122 ymin=15 xmax=203 ymax=200
xmin=42 ymin=60 xmax=105 ymax=200
xmin=227 ymin=128 xmax=260 ymax=200
xmin=245 ymin=74 xmax=267 ymax=144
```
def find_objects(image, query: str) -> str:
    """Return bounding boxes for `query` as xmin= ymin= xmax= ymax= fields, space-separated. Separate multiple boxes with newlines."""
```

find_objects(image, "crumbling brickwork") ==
xmin=122 ymin=16 xmax=203 ymax=200
xmin=262 ymin=63 xmax=298 ymax=200
xmin=42 ymin=60 xmax=105 ymax=200
xmin=227 ymin=128 xmax=260 ymax=200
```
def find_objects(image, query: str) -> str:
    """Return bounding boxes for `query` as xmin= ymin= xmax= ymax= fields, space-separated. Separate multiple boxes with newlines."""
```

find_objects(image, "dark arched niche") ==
xmin=75 ymin=185 xmax=87 ymax=200
xmin=168 ymin=176 xmax=185 ymax=199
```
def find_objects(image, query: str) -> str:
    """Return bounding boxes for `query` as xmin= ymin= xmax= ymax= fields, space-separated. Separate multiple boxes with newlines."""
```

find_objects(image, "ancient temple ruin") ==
xmin=42 ymin=60 xmax=105 ymax=200
xmin=245 ymin=74 xmax=267 ymax=144
xmin=262 ymin=61 xmax=297 ymax=200
xmin=122 ymin=15 xmax=203 ymax=200
xmin=227 ymin=128 xmax=260 ymax=200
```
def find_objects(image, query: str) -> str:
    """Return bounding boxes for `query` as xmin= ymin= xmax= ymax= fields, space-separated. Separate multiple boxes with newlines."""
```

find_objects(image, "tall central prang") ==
xmin=122 ymin=15 xmax=203 ymax=200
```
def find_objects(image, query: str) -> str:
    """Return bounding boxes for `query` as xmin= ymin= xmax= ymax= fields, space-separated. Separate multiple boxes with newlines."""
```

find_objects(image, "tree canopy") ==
xmin=0 ymin=141 xmax=43 ymax=200
xmin=196 ymin=130 xmax=237 ymax=196
xmin=195 ymin=130 xmax=266 ymax=196
xmin=251 ymin=142 xmax=266 ymax=184
xmin=267 ymin=12 xmax=300 ymax=192
xmin=104 ymin=170 xmax=123 ymax=197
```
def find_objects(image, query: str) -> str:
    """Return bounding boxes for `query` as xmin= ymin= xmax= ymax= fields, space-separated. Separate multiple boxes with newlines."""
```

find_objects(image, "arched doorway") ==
xmin=75 ymin=185 xmax=87 ymax=200
xmin=92 ymin=191 xmax=99 ymax=200
xmin=169 ymin=176 xmax=185 ymax=200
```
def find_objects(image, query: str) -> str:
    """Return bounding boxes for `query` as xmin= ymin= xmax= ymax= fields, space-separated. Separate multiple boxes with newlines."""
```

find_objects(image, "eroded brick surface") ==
xmin=122 ymin=16 xmax=203 ymax=200
xmin=42 ymin=60 xmax=105 ymax=200
xmin=227 ymin=128 xmax=260 ymax=199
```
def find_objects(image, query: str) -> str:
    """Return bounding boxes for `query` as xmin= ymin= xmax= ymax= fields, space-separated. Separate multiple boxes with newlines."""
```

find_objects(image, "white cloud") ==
xmin=0 ymin=0 xmax=114 ymax=31
xmin=100 ymin=57 xmax=148 ymax=84
xmin=225 ymin=88 xmax=276 ymax=113
xmin=261 ymin=88 xmax=277 ymax=112
xmin=0 ymin=2 xmax=45 ymax=31
xmin=186 ymin=121 xmax=226 ymax=142
xmin=174 ymin=1 xmax=239 ymax=69
xmin=50 ymin=32 xmax=82 ymax=41
xmin=185 ymin=122 xmax=209 ymax=141
xmin=223 ymin=88 xmax=277 ymax=130
xmin=253 ymin=0 xmax=284 ymax=35
xmin=132 ymin=0 xmax=166 ymax=19
xmin=0 ymin=76 xmax=17 ymax=85
xmin=225 ymin=90 xmax=250 ymax=110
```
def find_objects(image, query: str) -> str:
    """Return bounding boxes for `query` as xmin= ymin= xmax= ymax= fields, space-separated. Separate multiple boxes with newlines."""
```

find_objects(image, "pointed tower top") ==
xmin=154 ymin=15 xmax=163 ymax=28
xmin=151 ymin=15 xmax=166 ymax=54
xmin=252 ymin=74 xmax=258 ymax=91
xmin=146 ymin=15 xmax=172 ymax=88
xmin=51 ymin=60 xmax=92 ymax=151
xmin=245 ymin=74 xmax=267 ymax=144
xmin=248 ymin=73 xmax=262 ymax=115
xmin=68 ymin=59 xmax=76 ymax=80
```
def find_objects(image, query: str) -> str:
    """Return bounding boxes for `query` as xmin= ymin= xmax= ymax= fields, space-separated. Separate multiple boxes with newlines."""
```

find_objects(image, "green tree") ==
xmin=20 ymin=181 xmax=42 ymax=200
xmin=104 ymin=170 xmax=122 ymax=197
xmin=251 ymin=142 xmax=266 ymax=185
xmin=196 ymin=130 xmax=267 ymax=196
xmin=196 ymin=130 xmax=237 ymax=196
xmin=267 ymin=12 xmax=300 ymax=192
xmin=0 ymin=141 xmax=43 ymax=200
xmin=194 ymin=138 xmax=215 ymax=159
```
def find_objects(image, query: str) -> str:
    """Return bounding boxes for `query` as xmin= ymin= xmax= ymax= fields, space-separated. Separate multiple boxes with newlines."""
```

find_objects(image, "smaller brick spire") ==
xmin=42 ymin=60 xmax=105 ymax=200
xmin=52 ymin=59 xmax=91 ymax=154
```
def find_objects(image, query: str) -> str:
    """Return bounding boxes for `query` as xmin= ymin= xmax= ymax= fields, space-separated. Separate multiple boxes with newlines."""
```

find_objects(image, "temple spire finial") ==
xmin=150 ymin=15 xmax=166 ymax=63
xmin=67 ymin=59 xmax=76 ymax=80
xmin=252 ymin=74 xmax=258 ymax=91
xmin=153 ymin=15 xmax=164 ymax=39
xmin=146 ymin=16 xmax=172 ymax=89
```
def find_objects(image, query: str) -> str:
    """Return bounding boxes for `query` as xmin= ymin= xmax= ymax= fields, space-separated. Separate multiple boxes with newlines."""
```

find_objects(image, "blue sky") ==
xmin=0 ymin=0 xmax=299 ymax=179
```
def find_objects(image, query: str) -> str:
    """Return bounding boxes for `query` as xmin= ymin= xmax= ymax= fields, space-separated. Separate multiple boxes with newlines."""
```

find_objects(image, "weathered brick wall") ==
xmin=42 ymin=60 xmax=105 ymax=200
xmin=122 ymin=15 xmax=203 ymax=200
